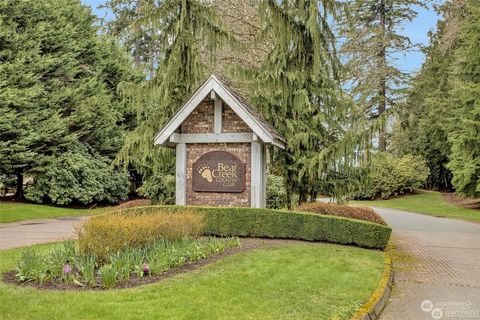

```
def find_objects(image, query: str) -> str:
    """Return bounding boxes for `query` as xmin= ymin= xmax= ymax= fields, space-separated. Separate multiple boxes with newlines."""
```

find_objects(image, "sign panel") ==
xmin=192 ymin=151 xmax=245 ymax=193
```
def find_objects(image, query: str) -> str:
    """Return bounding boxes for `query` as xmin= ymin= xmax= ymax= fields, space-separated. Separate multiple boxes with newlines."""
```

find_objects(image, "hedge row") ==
xmin=112 ymin=206 xmax=392 ymax=250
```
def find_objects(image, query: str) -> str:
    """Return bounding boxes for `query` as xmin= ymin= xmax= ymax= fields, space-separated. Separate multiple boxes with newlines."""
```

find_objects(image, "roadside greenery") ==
xmin=353 ymin=191 xmax=480 ymax=223
xmin=0 ymin=202 xmax=104 ymax=223
xmin=1 ymin=242 xmax=384 ymax=320
xmin=15 ymin=238 xmax=238 ymax=288
xmin=393 ymin=1 xmax=480 ymax=198
xmin=355 ymin=153 xmax=430 ymax=200
xmin=115 ymin=206 xmax=392 ymax=250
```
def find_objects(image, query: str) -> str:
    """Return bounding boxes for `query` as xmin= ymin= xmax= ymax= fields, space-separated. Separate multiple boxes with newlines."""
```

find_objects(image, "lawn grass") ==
xmin=0 ymin=242 xmax=384 ymax=320
xmin=352 ymin=191 xmax=480 ymax=223
xmin=0 ymin=202 xmax=104 ymax=223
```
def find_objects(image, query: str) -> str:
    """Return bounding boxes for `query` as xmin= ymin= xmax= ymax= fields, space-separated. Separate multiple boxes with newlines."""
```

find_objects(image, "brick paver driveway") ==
xmin=375 ymin=207 xmax=480 ymax=320
xmin=0 ymin=216 xmax=86 ymax=250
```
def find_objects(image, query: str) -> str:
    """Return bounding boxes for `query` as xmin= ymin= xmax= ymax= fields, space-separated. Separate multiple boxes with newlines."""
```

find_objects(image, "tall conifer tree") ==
xmin=250 ymin=0 xmax=351 ymax=206
xmin=115 ymin=0 xmax=229 ymax=191
xmin=339 ymin=0 xmax=425 ymax=151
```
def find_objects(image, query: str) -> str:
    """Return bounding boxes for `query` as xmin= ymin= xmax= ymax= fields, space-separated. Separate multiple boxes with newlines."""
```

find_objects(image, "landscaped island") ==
xmin=6 ymin=206 xmax=390 ymax=289
xmin=1 ymin=206 xmax=390 ymax=319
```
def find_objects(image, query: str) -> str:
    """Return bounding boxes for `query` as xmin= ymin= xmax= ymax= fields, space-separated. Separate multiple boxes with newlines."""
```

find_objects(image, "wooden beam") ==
xmin=214 ymin=98 xmax=222 ymax=134
xmin=169 ymin=133 xmax=254 ymax=144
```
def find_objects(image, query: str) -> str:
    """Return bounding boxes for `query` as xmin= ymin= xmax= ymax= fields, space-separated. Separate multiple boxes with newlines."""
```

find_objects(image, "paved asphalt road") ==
xmin=374 ymin=207 xmax=480 ymax=320
xmin=0 ymin=216 xmax=86 ymax=250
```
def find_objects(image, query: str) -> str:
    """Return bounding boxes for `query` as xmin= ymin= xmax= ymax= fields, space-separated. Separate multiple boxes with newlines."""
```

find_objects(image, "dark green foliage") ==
xmin=117 ymin=206 xmax=392 ymax=250
xmin=115 ymin=0 xmax=229 ymax=190
xmin=355 ymin=153 xmax=430 ymax=199
xmin=445 ymin=1 xmax=480 ymax=198
xmin=395 ymin=1 xmax=480 ymax=197
xmin=0 ymin=0 xmax=140 ymax=203
xmin=137 ymin=173 xmax=175 ymax=205
xmin=24 ymin=145 xmax=129 ymax=205
xmin=266 ymin=175 xmax=287 ymax=209
xmin=246 ymin=0 xmax=351 ymax=206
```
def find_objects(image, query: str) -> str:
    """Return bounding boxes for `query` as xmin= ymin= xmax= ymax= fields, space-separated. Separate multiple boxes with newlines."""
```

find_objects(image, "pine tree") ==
xmin=339 ymin=0 xmax=426 ymax=151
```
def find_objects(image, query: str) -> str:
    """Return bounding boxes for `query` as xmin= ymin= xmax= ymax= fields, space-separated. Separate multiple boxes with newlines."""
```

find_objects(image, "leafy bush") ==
xmin=115 ymin=206 xmax=392 ymax=250
xmin=137 ymin=173 xmax=175 ymax=205
xmin=15 ymin=238 xmax=239 ymax=288
xmin=298 ymin=202 xmax=386 ymax=225
xmin=24 ymin=147 xmax=129 ymax=205
xmin=266 ymin=175 xmax=287 ymax=209
xmin=356 ymin=153 xmax=430 ymax=199
xmin=76 ymin=211 xmax=204 ymax=261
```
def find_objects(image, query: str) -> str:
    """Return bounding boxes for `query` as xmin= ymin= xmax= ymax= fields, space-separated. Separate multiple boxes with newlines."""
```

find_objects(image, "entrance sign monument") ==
xmin=154 ymin=75 xmax=285 ymax=208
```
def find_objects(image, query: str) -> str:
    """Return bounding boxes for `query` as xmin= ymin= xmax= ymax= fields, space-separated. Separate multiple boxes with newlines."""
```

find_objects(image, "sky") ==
xmin=82 ymin=0 xmax=443 ymax=75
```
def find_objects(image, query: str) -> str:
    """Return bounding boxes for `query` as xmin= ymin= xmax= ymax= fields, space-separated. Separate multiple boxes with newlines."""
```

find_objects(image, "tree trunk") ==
xmin=15 ymin=168 xmax=23 ymax=200
xmin=378 ymin=0 xmax=387 ymax=151
xmin=286 ymin=189 xmax=292 ymax=210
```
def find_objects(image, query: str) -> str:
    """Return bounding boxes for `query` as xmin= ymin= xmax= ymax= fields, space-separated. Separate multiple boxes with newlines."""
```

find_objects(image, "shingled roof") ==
xmin=154 ymin=74 xmax=286 ymax=148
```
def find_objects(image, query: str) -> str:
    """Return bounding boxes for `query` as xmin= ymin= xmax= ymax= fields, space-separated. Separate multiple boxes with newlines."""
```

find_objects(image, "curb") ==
xmin=350 ymin=251 xmax=394 ymax=320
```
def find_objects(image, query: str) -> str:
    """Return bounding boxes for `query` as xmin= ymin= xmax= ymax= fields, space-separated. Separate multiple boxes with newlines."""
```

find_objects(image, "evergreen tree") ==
xmin=339 ymin=0 xmax=425 ymax=151
xmin=249 ymin=0 xmax=351 ymax=206
xmin=445 ymin=0 xmax=480 ymax=197
xmin=100 ymin=0 xmax=160 ymax=76
xmin=394 ymin=0 xmax=479 ymax=197
xmin=114 ymin=0 xmax=230 ymax=193
xmin=0 ymin=0 xmax=139 ymax=203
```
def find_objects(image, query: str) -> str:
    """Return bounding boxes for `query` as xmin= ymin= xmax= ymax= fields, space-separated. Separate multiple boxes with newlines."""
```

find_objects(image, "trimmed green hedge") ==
xmin=112 ymin=206 xmax=392 ymax=250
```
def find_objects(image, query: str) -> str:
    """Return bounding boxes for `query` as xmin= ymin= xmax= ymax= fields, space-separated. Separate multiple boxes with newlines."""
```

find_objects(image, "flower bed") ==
xmin=13 ymin=237 xmax=239 ymax=289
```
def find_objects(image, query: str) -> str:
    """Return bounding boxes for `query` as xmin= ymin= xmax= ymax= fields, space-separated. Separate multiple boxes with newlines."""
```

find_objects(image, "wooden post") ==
xmin=251 ymin=136 xmax=264 ymax=208
xmin=175 ymin=143 xmax=187 ymax=205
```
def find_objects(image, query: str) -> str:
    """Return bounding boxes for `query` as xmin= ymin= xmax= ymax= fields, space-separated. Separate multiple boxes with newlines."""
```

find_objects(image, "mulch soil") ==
xmin=441 ymin=193 xmax=480 ymax=210
xmin=2 ymin=238 xmax=304 ymax=291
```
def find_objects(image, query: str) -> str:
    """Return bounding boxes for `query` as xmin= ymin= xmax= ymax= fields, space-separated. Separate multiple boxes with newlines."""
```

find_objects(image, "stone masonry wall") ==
xmin=186 ymin=143 xmax=251 ymax=206
xmin=183 ymin=98 xmax=252 ymax=207
xmin=181 ymin=98 xmax=214 ymax=133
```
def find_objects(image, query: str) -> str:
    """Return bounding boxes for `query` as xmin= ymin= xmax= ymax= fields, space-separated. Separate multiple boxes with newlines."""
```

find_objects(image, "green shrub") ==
xmin=24 ymin=146 xmax=129 ymax=205
xmin=115 ymin=206 xmax=392 ymax=250
xmin=356 ymin=153 xmax=430 ymax=199
xmin=138 ymin=173 xmax=175 ymax=205
xmin=266 ymin=175 xmax=287 ymax=209
xmin=76 ymin=211 xmax=204 ymax=261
